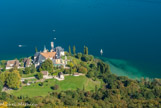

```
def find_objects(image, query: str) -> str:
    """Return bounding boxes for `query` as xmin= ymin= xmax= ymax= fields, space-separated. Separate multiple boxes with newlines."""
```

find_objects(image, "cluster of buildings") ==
xmin=6 ymin=58 xmax=31 ymax=70
xmin=5 ymin=41 xmax=67 ymax=70
xmin=33 ymin=42 xmax=67 ymax=68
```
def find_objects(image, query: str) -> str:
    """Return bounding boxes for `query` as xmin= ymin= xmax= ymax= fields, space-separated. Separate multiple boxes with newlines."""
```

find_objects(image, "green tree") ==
xmin=24 ymin=80 xmax=28 ymax=84
xmin=31 ymin=65 xmax=36 ymax=73
xmin=69 ymin=62 xmax=74 ymax=68
xmin=0 ymin=80 xmax=3 ymax=92
xmin=89 ymin=63 xmax=96 ymax=69
xmin=89 ymin=55 xmax=94 ymax=61
xmin=78 ymin=66 xmax=88 ymax=74
xmin=77 ymin=53 xmax=82 ymax=59
xmin=83 ymin=46 xmax=89 ymax=55
xmin=86 ymin=70 xmax=94 ymax=78
xmin=36 ymin=73 xmax=43 ymax=80
xmin=69 ymin=46 xmax=71 ymax=56
xmin=9 ymin=66 xmax=18 ymax=72
xmin=95 ymin=85 xmax=98 ymax=93
xmin=81 ymin=55 xmax=90 ymax=62
xmin=39 ymin=59 xmax=54 ymax=73
xmin=39 ymin=82 xmax=44 ymax=86
xmin=35 ymin=47 xmax=38 ymax=52
xmin=0 ymin=72 xmax=9 ymax=85
xmin=24 ymin=67 xmax=31 ymax=74
xmin=6 ymin=70 xmax=21 ymax=89
xmin=20 ymin=62 xmax=24 ymax=67
xmin=86 ymin=46 xmax=88 ymax=55
xmin=73 ymin=45 xmax=76 ymax=55
xmin=84 ymin=46 xmax=86 ymax=54
xmin=0 ymin=60 xmax=7 ymax=71
xmin=51 ymin=84 xmax=59 ymax=90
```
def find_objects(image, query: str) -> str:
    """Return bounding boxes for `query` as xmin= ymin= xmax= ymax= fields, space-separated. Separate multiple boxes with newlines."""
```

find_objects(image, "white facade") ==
xmin=6 ymin=66 xmax=20 ymax=70
xmin=60 ymin=51 xmax=65 ymax=56
xmin=6 ymin=67 xmax=12 ymax=70
xmin=60 ymin=75 xmax=64 ymax=79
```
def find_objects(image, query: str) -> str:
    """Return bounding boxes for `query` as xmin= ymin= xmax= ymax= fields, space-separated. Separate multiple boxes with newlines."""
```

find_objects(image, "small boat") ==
xmin=18 ymin=45 xmax=26 ymax=47
xmin=54 ymin=38 xmax=56 ymax=40
xmin=18 ymin=45 xmax=22 ymax=47
xmin=100 ymin=49 xmax=103 ymax=55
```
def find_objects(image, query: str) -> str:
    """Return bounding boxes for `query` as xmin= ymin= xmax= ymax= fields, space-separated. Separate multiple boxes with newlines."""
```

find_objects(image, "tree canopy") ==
xmin=39 ymin=59 xmax=54 ymax=73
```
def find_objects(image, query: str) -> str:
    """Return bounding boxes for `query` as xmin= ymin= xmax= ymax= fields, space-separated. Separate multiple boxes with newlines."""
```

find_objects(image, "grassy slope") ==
xmin=11 ymin=76 xmax=101 ymax=97
xmin=21 ymin=72 xmax=38 ymax=78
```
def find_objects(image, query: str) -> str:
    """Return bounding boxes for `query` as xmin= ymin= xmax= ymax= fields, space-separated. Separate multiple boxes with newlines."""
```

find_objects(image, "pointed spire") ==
xmin=43 ymin=45 xmax=47 ymax=52
xmin=44 ymin=45 xmax=46 ymax=50
xmin=50 ymin=42 xmax=54 ymax=52
xmin=51 ymin=42 xmax=54 ymax=49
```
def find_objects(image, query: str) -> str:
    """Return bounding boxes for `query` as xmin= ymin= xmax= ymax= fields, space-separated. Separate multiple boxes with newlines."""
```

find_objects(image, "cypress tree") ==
xmin=73 ymin=45 xmax=76 ymax=55
xmin=35 ymin=47 xmax=38 ymax=53
xmin=84 ymin=46 xmax=86 ymax=54
xmin=86 ymin=46 xmax=88 ymax=55
xmin=69 ymin=46 xmax=71 ymax=55
xmin=0 ymin=80 xmax=3 ymax=92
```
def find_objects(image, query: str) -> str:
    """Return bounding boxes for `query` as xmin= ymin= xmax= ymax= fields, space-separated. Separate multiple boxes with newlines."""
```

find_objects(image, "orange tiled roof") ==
xmin=40 ymin=52 xmax=56 ymax=59
xmin=6 ymin=60 xmax=19 ymax=67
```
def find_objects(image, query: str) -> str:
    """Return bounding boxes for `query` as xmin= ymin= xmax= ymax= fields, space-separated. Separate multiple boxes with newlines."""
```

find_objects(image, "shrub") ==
xmin=86 ymin=70 xmax=94 ymax=78
xmin=81 ymin=55 xmax=90 ymax=62
xmin=31 ymin=65 xmax=36 ymax=73
xmin=39 ymin=82 xmax=43 ymax=86
xmin=24 ymin=80 xmax=28 ymax=84
xmin=0 ymin=92 xmax=7 ymax=100
xmin=76 ymin=53 xmax=82 ymax=59
xmin=78 ymin=66 xmax=88 ymax=74
xmin=35 ymin=73 xmax=43 ymax=80
xmin=63 ymin=69 xmax=70 ymax=74
xmin=88 ymin=55 xmax=94 ymax=61
xmin=24 ymin=67 xmax=31 ymax=74
xmin=80 ymin=62 xmax=87 ymax=67
xmin=89 ymin=63 xmax=96 ymax=69
xmin=51 ymin=84 xmax=59 ymax=90
xmin=0 ymin=81 xmax=3 ymax=92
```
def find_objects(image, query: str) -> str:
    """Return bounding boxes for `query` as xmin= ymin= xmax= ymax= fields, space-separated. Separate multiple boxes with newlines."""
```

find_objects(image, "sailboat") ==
xmin=100 ymin=49 xmax=103 ymax=56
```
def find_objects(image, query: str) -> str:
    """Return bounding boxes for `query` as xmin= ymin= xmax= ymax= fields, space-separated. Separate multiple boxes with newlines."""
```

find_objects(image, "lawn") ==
xmin=10 ymin=76 xmax=101 ymax=97
xmin=21 ymin=72 xmax=38 ymax=78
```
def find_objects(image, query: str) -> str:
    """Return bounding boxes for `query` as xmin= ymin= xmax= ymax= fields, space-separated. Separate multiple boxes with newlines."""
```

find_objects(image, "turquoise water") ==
xmin=98 ymin=57 xmax=144 ymax=79
xmin=0 ymin=0 xmax=161 ymax=78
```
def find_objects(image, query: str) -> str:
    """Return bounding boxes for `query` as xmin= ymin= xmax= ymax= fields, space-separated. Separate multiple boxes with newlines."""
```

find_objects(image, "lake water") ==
xmin=0 ymin=0 xmax=161 ymax=78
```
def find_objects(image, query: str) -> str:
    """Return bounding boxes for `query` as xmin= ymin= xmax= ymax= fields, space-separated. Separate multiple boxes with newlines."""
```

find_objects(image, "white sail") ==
xmin=100 ymin=49 xmax=103 ymax=55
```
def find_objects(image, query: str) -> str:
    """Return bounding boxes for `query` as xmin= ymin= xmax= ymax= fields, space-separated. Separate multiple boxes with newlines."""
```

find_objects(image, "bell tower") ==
xmin=50 ymin=42 xmax=54 ymax=52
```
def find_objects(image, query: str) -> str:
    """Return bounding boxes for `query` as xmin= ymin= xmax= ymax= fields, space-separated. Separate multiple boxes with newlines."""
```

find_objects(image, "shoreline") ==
xmin=0 ymin=54 xmax=154 ymax=79
xmin=96 ymin=56 xmax=146 ymax=79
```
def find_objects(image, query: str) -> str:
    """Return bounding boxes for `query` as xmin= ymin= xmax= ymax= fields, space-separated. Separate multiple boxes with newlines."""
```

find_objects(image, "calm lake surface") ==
xmin=0 ymin=0 xmax=161 ymax=78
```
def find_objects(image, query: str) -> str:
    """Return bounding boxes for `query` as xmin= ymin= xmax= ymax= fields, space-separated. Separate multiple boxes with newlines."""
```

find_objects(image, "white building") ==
xmin=33 ymin=42 xmax=65 ymax=68
xmin=58 ymin=72 xmax=64 ymax=79
xmin=6 ymin=60 xmax=20 ymax=69
xmin=41 ymin=71 xmax=49 ymax=79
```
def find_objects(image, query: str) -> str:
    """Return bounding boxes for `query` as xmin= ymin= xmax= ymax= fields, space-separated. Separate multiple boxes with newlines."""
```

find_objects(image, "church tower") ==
xmin=50 ymin=42 xmax=54 ymax=52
